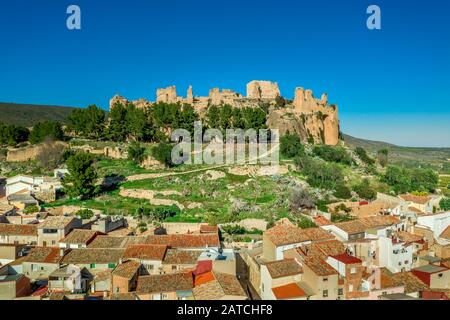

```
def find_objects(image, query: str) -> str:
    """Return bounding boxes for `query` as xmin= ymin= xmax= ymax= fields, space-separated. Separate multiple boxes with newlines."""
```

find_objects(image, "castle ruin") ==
xmin=109 ymin=80 xmax=340 ymax=145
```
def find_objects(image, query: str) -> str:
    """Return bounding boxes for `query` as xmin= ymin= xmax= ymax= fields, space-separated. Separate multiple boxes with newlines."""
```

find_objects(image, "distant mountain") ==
xmin=343 ymin=134 xmax=450 ymax=166
xmin=0 ymin=102 xmax=80 ymax=127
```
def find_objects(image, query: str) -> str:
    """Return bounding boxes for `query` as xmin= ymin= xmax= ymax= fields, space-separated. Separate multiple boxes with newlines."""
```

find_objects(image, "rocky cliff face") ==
xmin=109 ymin=80 xmax=340 ymax=145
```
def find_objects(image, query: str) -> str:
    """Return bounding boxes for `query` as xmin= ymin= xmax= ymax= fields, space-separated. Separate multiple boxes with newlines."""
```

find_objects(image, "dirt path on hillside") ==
xmin=126 ymin=144 xmax=279 ymax=182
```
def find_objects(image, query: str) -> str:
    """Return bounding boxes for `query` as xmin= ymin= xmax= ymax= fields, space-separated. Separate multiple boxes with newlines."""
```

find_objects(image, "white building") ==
xmin=5 ymin=175 xmax=62 ymax=197
xmin=378 ymin=236 xmax=413 ymax=273
xmin=416 ymin=212 xmax=450 ymax=240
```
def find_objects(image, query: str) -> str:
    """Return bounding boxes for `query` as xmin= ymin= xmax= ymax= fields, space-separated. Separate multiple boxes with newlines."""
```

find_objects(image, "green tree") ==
xmin=108 ymin=103 xmax=129 ymax=141
xmin=75 ymin=209 xmax=94 ymax=220
xmin=152 ymin=143 xmax=175 ymax=167
xmin=440 ymin=198 xmax=450 ymax=211
xmin=313 ymin=145 xmax=352 ymax=165
xmin=295 ymin=155 xmax=344 ymax=190
xmin=280 ymin=133 xmax=304 ymax=158
xmin=29 ymin=121 xmax=64 ymax=144
xmin=128 ymin=141 xmax=146 ymax=164
xmin=63 ymin=152 xmax=98 ymax=199
xmin=378 ymin=149 xmax=389 ymax=167
xmin=353 ymin=179 xmax=377 ymax=200
xmin=334 ymin=183 xmax=352 ymax=199
xmin=0 ymin=123 xmax=29 ymax=146
xmin=68 ymin=105 xmax=106 ymax=139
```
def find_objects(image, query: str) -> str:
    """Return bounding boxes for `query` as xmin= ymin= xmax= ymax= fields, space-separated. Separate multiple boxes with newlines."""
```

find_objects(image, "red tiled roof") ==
xmin=330 ymin=253 xmax=362 ymax=265
xmin=303 ymin=257 xmax=338 ymax=276
xmin=123 ymin=244 xmax=167 ymax=261
xmin=0 ymin=223 xmax=37 ymax=236
xmin=145 ymin=234 xmax=220 ymax=248
xmin=399 ymin=194 xmax=431 ymax=205
xmin=265 ymin=225 xmax=332 ymax=246
xmin=26 ymin=247 xmax=61 ymax=264
xmin=272 ymin=283 xmax=306 ymax=300
xmin=200 ymin=224 xmax=219 ymax=234
xmin=313 ymin=216 xmax=332 ymax=226
xmin=193 ymin=260 xmax=212 ymax=276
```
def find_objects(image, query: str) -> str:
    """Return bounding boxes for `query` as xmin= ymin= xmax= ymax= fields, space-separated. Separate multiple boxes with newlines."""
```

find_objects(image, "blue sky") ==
xmin=0 ymin=0 xmax=449 ymax=147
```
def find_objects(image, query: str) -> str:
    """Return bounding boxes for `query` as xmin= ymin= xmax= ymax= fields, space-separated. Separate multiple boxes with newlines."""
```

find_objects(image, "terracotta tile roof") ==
xmin=162 ymin=249 xmax=201 ymax=265
xmin=112 ymin=260 xmax=141 ymax=279
xmin=408 ymin=206 xmax=425 ymax=214
xmin=399 ymin=194 xmax=431 ymax=205
xmin=265 ymin=225 xmax=332 ymax=246
xmin=300 ymin=240 xmax=346 ymax=259
xmin=264 ymin=259 xmax=303 ymax=279
xmin=440 ymin=226 xmax=450 ymax=240
xmin=109 ymin=293 xmax=139 ymax=300
xmin=334 ymin=220 xmax=367 ymax=234
xmin=303 ymin=257 xmax=338 ymax=276
xmin=314 ymin=216 xmax=332 ymax=226
xmin=397 ymin=231 xmax=424 ymax=244
xmin=26 ymin=247 xmax=61 ymax=264
xmin=330 ymin=253 xmax=362 ymax=265
xmin=200 ymin=224 xmax=219 ymax=234
xmin=272 ymin=283 xmax=307 ymax=300
xmin=38 ymin=216 xmax=77 ymax=229
xmin=136 ymin=272 xmax=193 ymax=294
xmin=144 ymin=234 xmax=220 ymax=248
xmin=0 ymin=223 xmax=37 ymax=236
xmin=61 ymin=248 xmax=125 ymax=264
xmin=59 ymin=229 xmax=98 ymax=244
xmin=379 ymin=268 xmax=403 ymax=289
xmin=192 ymin=272 xmax=246 ymax=300
xmin=87 ymin=236 xmax=147 ymax=248
xmin=335 ymin=216 xmax=401 ymax=234
xmin=393 ymin=272 xmax=429 ymax=293
xmin=123 ymin=244 xmax=167 ymax=261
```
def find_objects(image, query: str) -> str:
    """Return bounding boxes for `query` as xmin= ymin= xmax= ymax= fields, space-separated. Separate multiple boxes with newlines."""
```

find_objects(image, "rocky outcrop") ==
xmin=109 ymin=95 xmax=130 ymax=110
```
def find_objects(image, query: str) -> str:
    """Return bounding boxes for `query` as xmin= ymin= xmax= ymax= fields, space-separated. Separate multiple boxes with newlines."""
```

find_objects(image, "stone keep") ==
xmin=246 ymin=80 xmax=280 ymax=99
xmin=156 ymin=86 xmax=178 ymax=103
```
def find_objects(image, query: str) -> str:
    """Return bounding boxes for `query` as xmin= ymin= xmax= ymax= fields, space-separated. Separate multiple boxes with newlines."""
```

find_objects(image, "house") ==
xmin=362 ymin=267 xmax=405 ymax=299
xmin=136 ymin=272 xmax=194 ymax=300
xmin=48 ymin=265 xmax=90 ymax=294
xmin=37 ymin=216 xmax=82 ymax=247
xmin=411 ymin=265 xmax=450 ymax=289
xmin=91 ymin=216 xmax=127 ymax=233
xmin=59 ymin=229 xmax=100 ymax=249
xmin=193 ymin=271 xmax=248 ymax=300
xmin=399 ymin=194 xmax=443 ymax=214
xmin=0 ymin=223 xmax=38 ymax=245
xmin=22 ymin=247 xmax=62 ymax=280
xmin=0 ymin=265 xmax=30 ymax=299
xmin=111 ymin=260 xmax=141 ymax=294
xmin=263 ymin=223 xmax=333 ymax=261
xmin=416 ymin=212 xmax=450 ymax=240
xmin=5 ymin=175 xmax=61 ymax=202
xmin=378 ymin=236 xmax=414 ymax=273
xmin=61 ymin=248 xmax=125 ymax=272
xmin=90 ymin=270 xmax=112 ymax=294
xmin=326 ymin=253 xmax=366 ymax=299
xmin=301 ymin=257 xmax=339 ymax=300
xmin=161 ymin=249 xmax=201 ymax=274
xmin=260 ymin=259 xmax=306 ymax=300
xmin=145 ymin=234 xmax=221 ymax=251
xmin=391 ymin=271 xmax=429 ymax=298
xmin=122 ymin=244 xmax=167 ymax=275
xmin=198 ymin=248 xmax=236 ymax=275
xmin=0 ymin=243 xmax=27 ymax=265
xmin=7 ymin=194 xmax=39 ymax=210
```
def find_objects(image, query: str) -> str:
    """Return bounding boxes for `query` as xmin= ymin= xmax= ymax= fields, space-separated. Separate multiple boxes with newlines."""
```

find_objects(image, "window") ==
xmin=148 ymin=265 xmax=154 ymax=270
xmin=338 ymin=288 xmax=343 ymax=296
xmin=404 ymin=260 xmax=409 ymax=265
xmin=108 ymin=263 xmax=116 ymax=269
xmin=90 ymin=263 xmax=96 ymax=269
xmin=31 ymin=264 xmax=37 ymax=271
xmin=349 ymin=284 xmax=353 ymax=292
xmin=51 ymin=240 xmax=56 ymax=245
xmin=172 ymin=266 xmax=177 ymax=271
xmin=438 ymin=273 xmax=443 ymax=278
xmin=323 ymin=290 xmax=328 ymax=298
xmin=350 ymin=267 xmax=357 ymax=274
xmin=398 ymin=262 xmax=402 ymax=266
xmin=323 ymin=277 xmax=328 ymax=282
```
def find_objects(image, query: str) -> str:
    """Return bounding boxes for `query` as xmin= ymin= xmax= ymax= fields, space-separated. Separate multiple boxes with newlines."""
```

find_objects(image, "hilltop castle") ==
xmin=109 ymin=80 xmax=340 ymax=145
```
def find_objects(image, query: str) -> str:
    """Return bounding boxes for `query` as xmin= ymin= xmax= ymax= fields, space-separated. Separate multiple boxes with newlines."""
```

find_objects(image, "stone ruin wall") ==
xmin=108 ymin=80 xmax=340 ymax=145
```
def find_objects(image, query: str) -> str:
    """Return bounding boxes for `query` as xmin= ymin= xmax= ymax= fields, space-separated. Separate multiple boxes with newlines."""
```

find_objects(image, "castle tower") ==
xmin=187 ymin=85 xmax=194 ymax=104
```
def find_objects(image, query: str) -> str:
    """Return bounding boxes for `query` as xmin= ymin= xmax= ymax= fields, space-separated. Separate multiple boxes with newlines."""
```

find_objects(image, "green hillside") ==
xmin=0 ymin=102 xmax=80 ymax=127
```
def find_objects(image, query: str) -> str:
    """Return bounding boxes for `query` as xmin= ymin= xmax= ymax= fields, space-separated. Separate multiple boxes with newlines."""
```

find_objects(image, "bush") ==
xmin=280 ymin=133 xmax=304 ymax=158
xmin=440 ymin=198 xmax=450 ymax=211
xmin=355 ymin=147 xmax=375 ymax=166
xmin=378 ymin=149 xmax=389 ymax=167
xmin=353 ymin=179 xmax=377 ymax=200
xmin=128 ymin=141 xmax=146 ymax=164
xmin=295 ymin=155 xmax=344 ymax=191
xmin=138 ymin=205 xmax=180 ymax=221
xmin=151 ymin=143 xmax=175 ymax=167
xmin=313 ymin=145 xmax=352 ymax=165
xmin=298 ymin=216 xmax=317 ymax=229
xmin=382 ymin=165 xmax=438 ymax=194
xmin=289 ymin=187 xmax=316 ymax=211
xmin=334 ymin=183 xmax=352 ymax=199
xmin=75 ymin=209 xmax=94 ymax=220
xmin=23 ymin=205 xmax=39 ymax=214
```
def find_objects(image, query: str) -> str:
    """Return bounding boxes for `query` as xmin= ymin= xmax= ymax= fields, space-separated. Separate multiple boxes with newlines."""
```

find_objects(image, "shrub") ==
xmin=353 ymin=179 xmax=377 ymax=200
xmin=128 ymin=141 xmax=146 ymax=164
xmin=295 ymin=155 xmax=344 ymax=191
xmin=355 ymin=147 xmax=375 ymax=166
xmin=334 ymin=183 xmax=352 ymax=199
xmin=75 ymin=209 xmax=94 ymax=220
xmin=440 ymin=198 xmax=450 ymax=211
xmin=151 ymin=143 xmax=175 ymax=167
xmin=280 ymin=133 xmax=304 ymax=158
xmin=298 ymin=216 xmax=317 ymax=229
xmin=289 ymin=187 xmax=316 ymax=211
xmin=377 ymin=149 xmax=389 ymax=167
xmin=23 ymin=205 xmax=39 ymax=214
xmin=313 ymin=145 xmax=352 ymax=165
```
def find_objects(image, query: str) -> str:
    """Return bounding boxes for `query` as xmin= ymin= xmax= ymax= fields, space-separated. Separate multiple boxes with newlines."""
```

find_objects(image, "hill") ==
xmin=0 ymin=102 xmax=80 ymax=127
xmin=343 ymin=134 xmax=450 ymax=171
